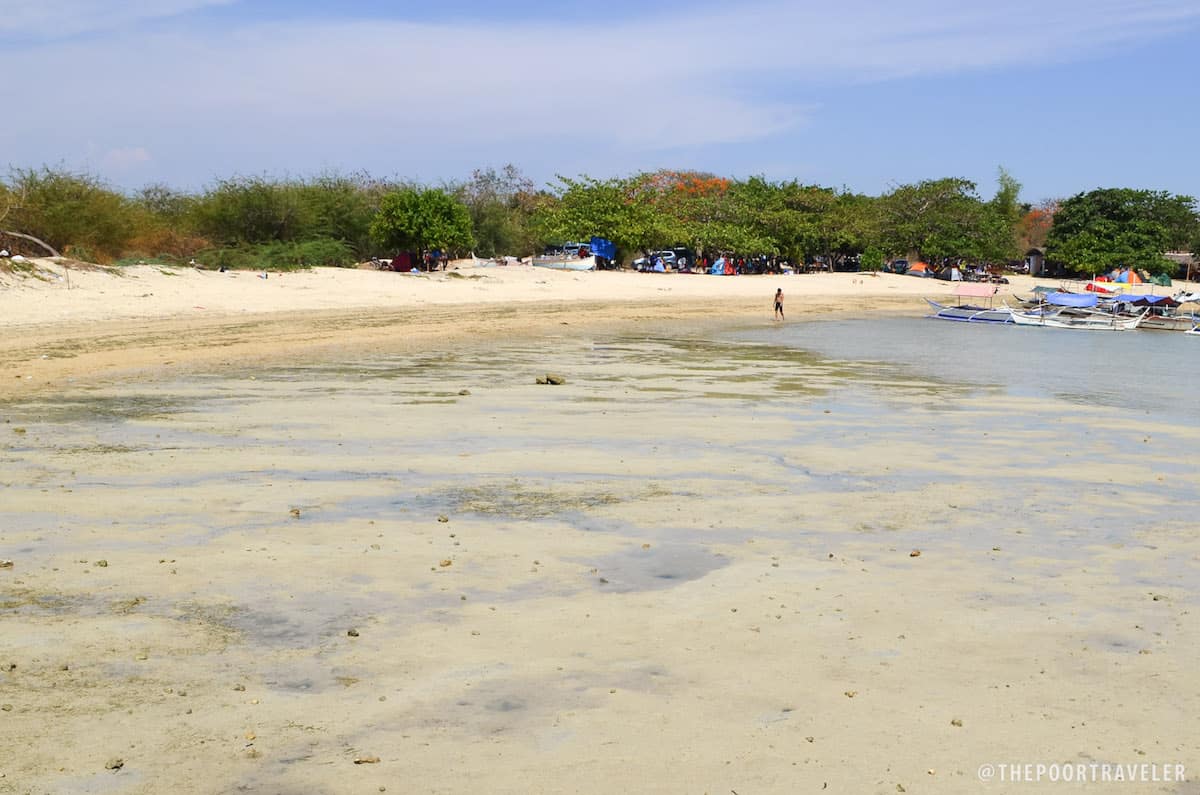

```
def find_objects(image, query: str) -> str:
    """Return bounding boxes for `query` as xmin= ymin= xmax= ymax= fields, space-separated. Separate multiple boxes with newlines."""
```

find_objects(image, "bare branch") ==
xmin=0 ymin=230 xmax=60 ymax=258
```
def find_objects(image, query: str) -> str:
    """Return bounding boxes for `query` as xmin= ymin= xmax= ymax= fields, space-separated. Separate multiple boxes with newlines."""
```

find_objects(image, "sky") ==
xmin=3 ymin=0 xmax=1200 ymax=203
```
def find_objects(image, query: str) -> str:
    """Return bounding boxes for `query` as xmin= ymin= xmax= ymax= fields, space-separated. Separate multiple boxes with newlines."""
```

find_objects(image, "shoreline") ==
xmin=2 ymin=260 xmax=1194 ymax=400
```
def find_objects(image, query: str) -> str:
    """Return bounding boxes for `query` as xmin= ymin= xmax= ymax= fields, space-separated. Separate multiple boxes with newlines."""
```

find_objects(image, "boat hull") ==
xmin=1007 ymin=307 xmax=1146 ymax=330
xmin=924 ymin=299 xmax=1012 ymax=323
xmin=1138 ymin=314 xmax=1200 ymax=332
xmin=532 ymin=255 xmax=597 ymax=271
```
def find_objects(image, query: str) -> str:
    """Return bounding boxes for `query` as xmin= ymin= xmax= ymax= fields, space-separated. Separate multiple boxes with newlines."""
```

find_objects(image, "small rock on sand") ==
xmin=96 ymin=559 xmax=109 ymax=567
xmin=909 ymin=550 xmax=921 ymax=558
xmin=347 ymin=628 xmax=359 ymax=637
xmin=105 ymin=758 xmax=124 ymax=771
xmin=0 ymin=560 xmax=12 ymax=569
xmin=437 ymin=515 xmax=449 ymax=523
xmin=353 ymin=755 xmax=380 ymax=765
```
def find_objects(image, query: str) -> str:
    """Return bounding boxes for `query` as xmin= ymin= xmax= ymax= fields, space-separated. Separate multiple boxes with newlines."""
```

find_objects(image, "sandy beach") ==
xmin=0 ymin=260 xmax=1118 ymax=400
xmin=2 ymin=262 xmax=1198 ymax=794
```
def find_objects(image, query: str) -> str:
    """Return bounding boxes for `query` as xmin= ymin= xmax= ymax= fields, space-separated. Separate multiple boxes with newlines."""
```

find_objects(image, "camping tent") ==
xmin=907 ymin=262 xmax=934 ymax=277
xmin=1112 ymin=268 xmax=1144 ymax=284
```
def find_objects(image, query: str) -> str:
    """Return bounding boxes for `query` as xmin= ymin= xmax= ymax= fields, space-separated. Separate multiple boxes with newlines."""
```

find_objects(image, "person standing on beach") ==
xmin=774 ymin=288 xmax=784 ymax=320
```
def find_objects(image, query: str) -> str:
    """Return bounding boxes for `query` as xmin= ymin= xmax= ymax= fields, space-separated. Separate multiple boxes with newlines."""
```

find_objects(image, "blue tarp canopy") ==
xmin=589 ymin=236 xmax=616 ymax=260
xmin=1046 ymin=292 xmax=1099 ymax=307
xmin=1113 ymin=294 xmax=1178 ymax=307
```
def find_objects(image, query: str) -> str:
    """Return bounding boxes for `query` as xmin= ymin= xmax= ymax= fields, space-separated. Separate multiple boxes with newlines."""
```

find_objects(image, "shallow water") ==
xmin=4 ymin=319 xmax=1198 ymax=564
xmin=735 ymin=316 xmax=1200 ymax=422
xmin=3 ymin=316 xmax=1198 ymax=792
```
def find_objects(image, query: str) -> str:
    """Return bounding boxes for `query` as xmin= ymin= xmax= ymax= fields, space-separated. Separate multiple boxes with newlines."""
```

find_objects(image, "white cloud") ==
xmin=1 ymin=0 xmax=1197 ymax=184
xmin=0 ymin=0 xmax=236 ymax=38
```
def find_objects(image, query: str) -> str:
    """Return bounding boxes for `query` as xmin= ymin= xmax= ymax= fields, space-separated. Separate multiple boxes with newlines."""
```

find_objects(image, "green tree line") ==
xmin=2 ymin=165 xmax=1197 ymax=276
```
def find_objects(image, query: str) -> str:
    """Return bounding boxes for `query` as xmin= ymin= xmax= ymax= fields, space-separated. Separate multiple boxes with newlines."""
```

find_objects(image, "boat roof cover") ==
xmin=953 ymin=283 xmax=997 ymax=298
xmin=1114 ymin=294 xmax=1179 ymax=307
xmin=1046 ymin=292 xmax=1098 ymax=307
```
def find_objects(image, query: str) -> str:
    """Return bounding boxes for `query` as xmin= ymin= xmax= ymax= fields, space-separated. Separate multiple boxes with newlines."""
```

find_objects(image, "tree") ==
xmin=533 ymin=174 xmax=669 ymax=258
xmin=980 ymin=167 xmax=1023 ymax=262
xmin=877 ymin=178 xmax=990 ymax=263
xmin=1018 ymin=200 xmax=1057 ymax=251
xmin=454 ymin=165 xmax=539 ymax=257
xmin=1045 ymin=188 xmax=1199 ymax=276
xmin=369 ymin=188 xmax=475 ymax=256
xmin=814 ymin=192 xmax=879 ymax=268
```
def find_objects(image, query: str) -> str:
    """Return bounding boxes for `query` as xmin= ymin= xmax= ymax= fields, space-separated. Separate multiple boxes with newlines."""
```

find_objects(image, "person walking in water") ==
xmin=773 ymin=288 xmax=785 ymax=320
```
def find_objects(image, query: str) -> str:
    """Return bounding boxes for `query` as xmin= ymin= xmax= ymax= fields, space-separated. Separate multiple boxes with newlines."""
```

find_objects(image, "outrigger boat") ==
xmin=1107 ymin=294 xmax=1199 ymax=332
xmin=1005 ymin=292 xmax=1147 ymax=331
xmin=924 ymin=283 xmax=1012 ymax=323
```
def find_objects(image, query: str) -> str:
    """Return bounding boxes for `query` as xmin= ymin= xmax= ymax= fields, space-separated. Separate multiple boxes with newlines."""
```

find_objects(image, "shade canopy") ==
xmin=1046 ymin=292 xmax=1099 ymax=307
xmin=953 ymin=283 xmax=998 ymax=298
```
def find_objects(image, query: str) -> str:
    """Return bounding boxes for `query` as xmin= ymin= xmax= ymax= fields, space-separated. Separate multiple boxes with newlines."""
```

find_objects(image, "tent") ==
xmin=389 ymin=252 xmax=417 ymax=272
xmin=1113 ymin=268 xmax=1144 ymax=284
xmin=710 ymin=257 xmax=726 ymax=275
xmin=906 ymin=262 xmax=934 ymax=277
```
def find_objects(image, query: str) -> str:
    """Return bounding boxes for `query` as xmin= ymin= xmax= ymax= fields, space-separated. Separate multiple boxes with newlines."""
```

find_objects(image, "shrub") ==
xmin=5 ymin=167 xmax=139 ymax=262
xmin=195 ymin=238 xmax=356 ymax=271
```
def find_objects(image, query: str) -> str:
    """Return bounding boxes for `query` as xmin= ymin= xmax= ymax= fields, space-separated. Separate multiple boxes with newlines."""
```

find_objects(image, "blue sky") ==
xmin=3 ymin=0 xmax=1199 ymax=203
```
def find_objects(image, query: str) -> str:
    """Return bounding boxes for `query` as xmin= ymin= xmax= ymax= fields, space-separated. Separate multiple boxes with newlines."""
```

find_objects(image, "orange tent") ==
xmin=907 ymin=261 xmax=933 ymax=276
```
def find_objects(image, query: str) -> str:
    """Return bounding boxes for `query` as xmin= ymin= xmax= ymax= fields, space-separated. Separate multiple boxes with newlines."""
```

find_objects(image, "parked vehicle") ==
xmin=633 ymin=247 xmax=695 ymax=271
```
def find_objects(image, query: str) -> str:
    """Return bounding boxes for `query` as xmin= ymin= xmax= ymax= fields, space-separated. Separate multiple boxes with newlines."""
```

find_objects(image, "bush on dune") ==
xmin=197 ymin=238 xmax=356 ymax=271
xmin=3 ymin=167 xmax=139 ymax=262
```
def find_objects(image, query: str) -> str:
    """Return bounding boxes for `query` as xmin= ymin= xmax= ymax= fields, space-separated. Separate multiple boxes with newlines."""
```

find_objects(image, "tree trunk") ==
xmin=1 ymin=230 xmax=60 ymax=258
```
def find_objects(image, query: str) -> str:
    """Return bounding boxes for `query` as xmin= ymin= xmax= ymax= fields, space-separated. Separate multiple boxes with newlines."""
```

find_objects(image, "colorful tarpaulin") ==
xmin=1046 ymin=292 xmax=1099 ymax=308
xmin=953 ymin=283 xmax=998 ymax=298
xmin=589 ymin=236 xmax=616 ymax=260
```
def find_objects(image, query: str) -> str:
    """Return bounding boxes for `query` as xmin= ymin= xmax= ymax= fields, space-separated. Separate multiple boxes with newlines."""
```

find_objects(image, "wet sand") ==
xmin=0 ymin=260 xmax=1077 ymax=401
xmin=2 ymin=266 xmax=1199 ymax=793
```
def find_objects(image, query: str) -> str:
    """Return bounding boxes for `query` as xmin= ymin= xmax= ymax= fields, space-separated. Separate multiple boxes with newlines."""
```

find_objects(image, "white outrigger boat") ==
xmin=1106 ymin=293 xmax=1199 ymax=332
xmin=532 ymin=254 xmax=598 ymax=271
xmin=1005 ymin=292 xmax=1147 ymax=331
xmin=924 ymin=282 xmax=1012 ymax=323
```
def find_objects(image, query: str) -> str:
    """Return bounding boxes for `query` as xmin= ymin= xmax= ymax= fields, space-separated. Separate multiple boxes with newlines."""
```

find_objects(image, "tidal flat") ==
xmin=1 ymin=320 xmax=1198 ymax=794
